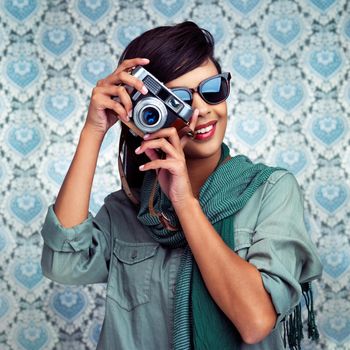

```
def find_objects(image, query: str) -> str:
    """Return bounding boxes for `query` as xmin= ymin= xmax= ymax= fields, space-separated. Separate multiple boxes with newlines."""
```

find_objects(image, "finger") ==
xmin=95 ymin=85 xmax=133 ymax=114
xmin=135 ymin=138 xmax=179 ymax=159
xmin=94 ymin=95 xmax=128 ymax=122
xmin=110 ymin=85 xmax=134 ymax=115
xmin=181 ymin=108 xmax=199 ymax=148
xmin=115 ymin=58 xmax=150 ymax=75
xmin=143 ymin=127 xmax=182 ymax=151
xmin=144 ymin=148 xmax=161 ymax=161
xmin=139 ymin=159 xmax=179 ymax=172
xmin=189 ymin=108 xmax=199 ymax=130
xmin=119 ymin=71 xmax=148 ymax=95
xmin=103 ymin=71 xmax=148 ymax=96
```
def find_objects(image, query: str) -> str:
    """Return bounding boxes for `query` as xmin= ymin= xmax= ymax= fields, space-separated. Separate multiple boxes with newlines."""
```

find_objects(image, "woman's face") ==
xmin=166 ymin=59 xmax=228 ymax=161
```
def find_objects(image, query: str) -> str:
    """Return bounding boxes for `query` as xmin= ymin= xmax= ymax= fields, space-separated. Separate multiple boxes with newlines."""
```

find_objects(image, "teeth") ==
xmin=195 ymin=124 xmax=214 ymax=134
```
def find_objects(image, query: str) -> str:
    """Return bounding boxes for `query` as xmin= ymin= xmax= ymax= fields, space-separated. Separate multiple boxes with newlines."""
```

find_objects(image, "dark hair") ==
xmin=119 ymin=21 xmax=221 ymax=189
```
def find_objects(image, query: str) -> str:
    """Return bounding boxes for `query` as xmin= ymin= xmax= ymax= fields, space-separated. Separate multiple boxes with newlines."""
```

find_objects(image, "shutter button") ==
xmin=131 ymin=250 xmax=138 ymax=260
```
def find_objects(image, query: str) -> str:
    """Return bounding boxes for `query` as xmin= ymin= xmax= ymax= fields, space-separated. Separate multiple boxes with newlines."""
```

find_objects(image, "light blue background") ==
xmin=0 ymin=0 xmax=349 ymax=349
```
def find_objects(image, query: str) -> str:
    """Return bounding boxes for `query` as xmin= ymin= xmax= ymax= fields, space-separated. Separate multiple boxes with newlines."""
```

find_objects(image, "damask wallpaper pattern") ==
xmin=0 ymin=0 xmax=349 ymax=349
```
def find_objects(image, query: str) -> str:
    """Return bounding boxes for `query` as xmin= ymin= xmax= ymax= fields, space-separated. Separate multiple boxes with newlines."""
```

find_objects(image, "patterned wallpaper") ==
xmin=0 ymin=0 xmax=349 ymax=349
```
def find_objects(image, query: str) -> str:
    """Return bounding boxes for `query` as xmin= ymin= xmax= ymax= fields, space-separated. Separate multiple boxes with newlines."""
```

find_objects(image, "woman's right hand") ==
xmin=84 ymin=57 xmax=150 ymax=137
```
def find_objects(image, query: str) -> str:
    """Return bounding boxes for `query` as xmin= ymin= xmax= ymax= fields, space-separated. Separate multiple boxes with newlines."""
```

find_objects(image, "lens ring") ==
xmin=133 ymin=97 xmax=168 ymax=133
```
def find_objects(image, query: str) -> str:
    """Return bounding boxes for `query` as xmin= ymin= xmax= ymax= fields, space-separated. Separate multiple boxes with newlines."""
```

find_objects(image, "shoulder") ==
xmin=261 ymin=169 xmax=303 ymax=205
xmin=266 ymin=169 xmax=292 ymax=185
xmin=234 ymin=169 xmax=303 ymax=232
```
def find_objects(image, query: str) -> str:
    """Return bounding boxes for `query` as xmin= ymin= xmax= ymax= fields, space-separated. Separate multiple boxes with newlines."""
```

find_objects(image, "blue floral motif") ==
xmin=6 ymin=57 xmax=40 ymax=88
xmin=272 ymin=82 xmax=304 ymax=112
xmin=10 ymin=193 xmax=44 ymax=224
xmin=197 ymin=20 xmax=225 ymax=44
xmin=0 ymin=229 xmax=6 ymax=252
xmin=47 ymin=157 xmax=70 ymax=186
xmin=80 ymin=58 xmax=113 ymax=85
xmin=320 ymin=308 xmax=350 ymax=344
xmin=321 ymin=249 xmax=350 ymax=279
xmin=0 ymin=294 xmax=10 ymax=319
xmin=42 ymin=27 xmax=74 ymax=56
xmin=309 ymin=0 xmax=336 ymax=12
xmin=51 ymin=288 xmax=87 ymax=322
xmin=314 ymin=183 xmax=348 ymax=214
xmin=17 ymin=322 xmax=49 ymax=350
xmin=116 ymin=24 xmax=147 ymax=47
xmin=152 ymin=0 xmax=185 ymax=17
xmin=345 ymin=18 xmax=350 ymax=40
xmin=267 ymin=17 xmax=301 ymax=46
xmin=7 ymin=125 xmax=42 ymax=157
xmin=89 ymin=320 xmax=102 ymax=345
xmin=77 ymin=0 xmax=110 ymax=22
xmin=14 ymin=259 xmax=43 ymax=290
xmin=309 ymin=49 xmax=342 ymax=79
xmin=0 ymin=2 xmax=349 ymax=349
xmin=232 ymin=51 xmax=264 ymax=81
xmin=100 ymin=126 xmax=116 ymax=153
xmin=0 ymin=163 xmax=4 ymax=184
xmin=228 ymin=0 xmax=261 ymax=15
xmin=90 ymin=189 xmax=109 ymax=215
xmin=311 ymin=115 xmax=345 ymax=146
xmin=44 ymin=91 xmax=76 ymax=122
xmin=4 ymin=0 xmax=37 ymax=21
xmin=275 ymin=149 xmax=307 ymax=175
xmin=235 ymin=118 xmax=267 ymax=145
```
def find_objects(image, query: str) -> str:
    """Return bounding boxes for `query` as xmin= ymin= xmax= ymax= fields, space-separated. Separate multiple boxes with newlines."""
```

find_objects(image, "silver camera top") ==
xmin=131 ymin=66 xmax=193 ymax=126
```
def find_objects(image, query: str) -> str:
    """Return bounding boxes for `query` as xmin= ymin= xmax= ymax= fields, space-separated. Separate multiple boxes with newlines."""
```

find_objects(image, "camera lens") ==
xmin=133 ymin=97 xmax=167 ymax=133
xmin=142 ymin=107 xmax=160 ymax=126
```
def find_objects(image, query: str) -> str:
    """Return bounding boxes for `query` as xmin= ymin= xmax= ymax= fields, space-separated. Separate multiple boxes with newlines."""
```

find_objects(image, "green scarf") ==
xmin=138 ymin=143 xmax=282 ymax=349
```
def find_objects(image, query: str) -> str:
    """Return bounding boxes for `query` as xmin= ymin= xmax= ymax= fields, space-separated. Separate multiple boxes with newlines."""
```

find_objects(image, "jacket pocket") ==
xmin=107 ymin=239 xmax=159 ymax=311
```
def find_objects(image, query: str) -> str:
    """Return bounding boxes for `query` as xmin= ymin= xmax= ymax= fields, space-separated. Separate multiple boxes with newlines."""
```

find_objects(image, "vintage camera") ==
xmin=124 ymin=66 xmax=193 ymax=134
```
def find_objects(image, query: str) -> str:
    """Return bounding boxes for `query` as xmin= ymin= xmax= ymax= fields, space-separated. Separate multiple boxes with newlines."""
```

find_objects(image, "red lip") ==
xmin=194 ymin=122 xmax=217 ymax=141
xmin=194 ymin=120 xmax=217 ymax=131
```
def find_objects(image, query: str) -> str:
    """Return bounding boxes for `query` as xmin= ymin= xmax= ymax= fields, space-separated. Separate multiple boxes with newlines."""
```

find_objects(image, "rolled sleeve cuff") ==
xmin=260 ymin=271 xmax=301 ymax=327
xmin=41 ymin=205 xmax=94 ymax=252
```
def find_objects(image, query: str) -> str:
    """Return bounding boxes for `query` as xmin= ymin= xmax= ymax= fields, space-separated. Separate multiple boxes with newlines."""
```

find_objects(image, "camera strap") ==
xmin=118 ymin=131 xmax=140 ymax=206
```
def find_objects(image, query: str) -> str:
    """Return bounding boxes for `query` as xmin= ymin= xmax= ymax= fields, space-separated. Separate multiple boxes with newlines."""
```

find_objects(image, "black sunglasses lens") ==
xmin=171 ymin=89 xmax=192 ymax=105
xmin=201 ymin=76 xmax=229 ymax=104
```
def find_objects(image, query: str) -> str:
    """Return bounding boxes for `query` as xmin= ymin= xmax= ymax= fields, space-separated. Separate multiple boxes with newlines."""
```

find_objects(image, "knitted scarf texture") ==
xmin=138 ymin=143 xmax=281 ymax=349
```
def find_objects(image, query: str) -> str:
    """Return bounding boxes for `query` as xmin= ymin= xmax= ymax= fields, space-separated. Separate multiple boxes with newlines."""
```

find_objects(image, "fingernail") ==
xmin=139 ymin=165 xmax=145 ymax=170
xmin=135 ymin=146 xmax=140 ymax=154
xmin=141 ymin=86 xmax=148 ymax=95
xmin=141 ymin=58 xmax=150 ymax=62
xmin=143 ymin=133 xmax=150 ymax=139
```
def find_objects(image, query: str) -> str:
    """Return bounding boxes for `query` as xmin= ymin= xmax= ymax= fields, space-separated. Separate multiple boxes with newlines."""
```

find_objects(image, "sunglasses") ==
xmin=170 ymin=72 xmax=231 ymax=106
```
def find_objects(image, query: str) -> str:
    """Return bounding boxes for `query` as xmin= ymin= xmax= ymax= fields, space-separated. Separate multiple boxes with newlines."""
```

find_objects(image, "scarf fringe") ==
xmin=283 ymin=282 xmax=319 ymax=350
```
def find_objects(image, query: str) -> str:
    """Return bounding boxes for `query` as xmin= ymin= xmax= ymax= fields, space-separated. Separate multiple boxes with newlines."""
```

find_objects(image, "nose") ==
xmin=192 ymin=92 xmax=210 ymax=116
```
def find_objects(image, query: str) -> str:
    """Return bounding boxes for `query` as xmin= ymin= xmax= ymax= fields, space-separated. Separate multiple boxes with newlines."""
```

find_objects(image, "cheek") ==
xmin=215 ymin=103 xmax=228 ymax=129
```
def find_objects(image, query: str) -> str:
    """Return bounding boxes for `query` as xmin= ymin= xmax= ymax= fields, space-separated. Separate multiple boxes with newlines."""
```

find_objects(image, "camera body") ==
xmin=127 ymin=66 xmax=193 ymax=134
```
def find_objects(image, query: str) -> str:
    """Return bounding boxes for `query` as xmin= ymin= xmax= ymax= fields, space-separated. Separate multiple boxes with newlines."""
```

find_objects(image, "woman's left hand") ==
xmin=135 ymin=109 xmax=199 ymax=206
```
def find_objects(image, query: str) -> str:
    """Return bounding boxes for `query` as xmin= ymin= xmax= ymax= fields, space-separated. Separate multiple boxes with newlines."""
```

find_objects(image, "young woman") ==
xmin=41 ymin=21 xmax=322 ymax=349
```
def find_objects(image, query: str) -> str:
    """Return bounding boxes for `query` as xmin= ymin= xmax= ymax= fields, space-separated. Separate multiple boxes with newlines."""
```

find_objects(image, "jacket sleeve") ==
xmin=40 ymin=196 xmax=112 ymax=285
xmin=246 ymin=172 xmax=323 ymax=326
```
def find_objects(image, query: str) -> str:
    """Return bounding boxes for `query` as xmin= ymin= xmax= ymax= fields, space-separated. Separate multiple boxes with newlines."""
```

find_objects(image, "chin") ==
xmin=183 ymin=138 xmax=223 ymax=160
